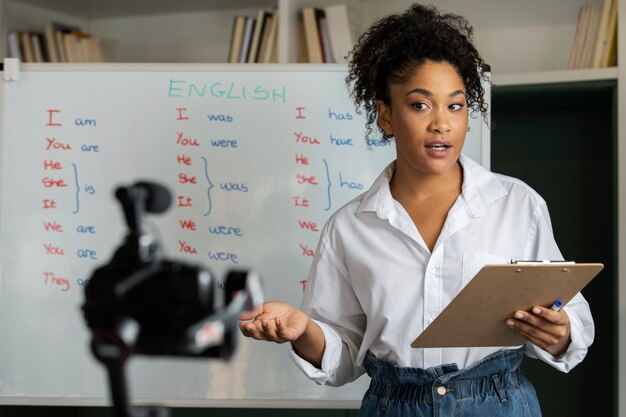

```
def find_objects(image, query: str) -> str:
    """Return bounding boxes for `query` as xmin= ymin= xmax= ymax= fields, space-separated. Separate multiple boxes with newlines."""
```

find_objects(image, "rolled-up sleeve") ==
xmin=289 ymin=225 xmax=366 ymax=387
xmin=524 ymin=202 xmax=594 ymax=372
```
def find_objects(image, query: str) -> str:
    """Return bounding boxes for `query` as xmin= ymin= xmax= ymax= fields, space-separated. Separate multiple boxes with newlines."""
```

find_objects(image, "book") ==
xmin=7 ymin=32 xmax=22 ymax=60
xmin=52 ymin=22 xmax=82 ymax=63
xmin=572 ymin=4 xmax=599 ymax=69
xmin=324 ymin=4 xmax=360 ymax=63
xmin=239 ymin=16 xmax=256 ymax=63
xmin=247 ymin=9 xmax=270 ymax=63
xmin=256 ymin=13 xmax=273 ymax=63
xmin=259 ymin=8 xmax=279 ymax=63
xmin=63 ymin=32 xmax=80 ymax=62
xmin=302 ymin=7 xmax=324 ymax=63
xmin=317 ymin=12 xmax=333 ymax=63
xmin=297 ymin=16 xmax=309 ymax=63
xmin=30 ymin=32 xmax=44 ymax=62
xmin=568 ymin=6 xmax=586 ymax=69
xmin=601 ymin=0 xmax=618 ymax=67
xmin=44 ymin=23 xmax=59 ymax=63
xmin=228 ymin=15 xmax=247 ymax=63
xmin=19 ymin=32 xmax=35 ymax=63
xmin=582 ymin=4 xmax=603 ymax=68
xmin=592 ymin=0 xmax=614 ymax=68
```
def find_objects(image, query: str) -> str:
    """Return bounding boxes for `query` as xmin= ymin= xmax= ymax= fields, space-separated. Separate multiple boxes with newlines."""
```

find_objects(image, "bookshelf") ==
xmin=0 ymin=1 xmax=625 ymax=417
xmin=0 ymin=0 xmax=614 ymax=73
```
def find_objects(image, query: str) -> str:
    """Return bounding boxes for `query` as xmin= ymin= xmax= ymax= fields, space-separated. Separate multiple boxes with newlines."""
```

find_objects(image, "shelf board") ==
xmin=7 ymin=0 xmax=275 ymax=19
xmin=493 ymin=67 xmax=618 ymax=86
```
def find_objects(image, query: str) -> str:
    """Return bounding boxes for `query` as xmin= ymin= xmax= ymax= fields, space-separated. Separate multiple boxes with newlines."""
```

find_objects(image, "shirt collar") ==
xmin=357 ymin=154 xmax=508 ymax=219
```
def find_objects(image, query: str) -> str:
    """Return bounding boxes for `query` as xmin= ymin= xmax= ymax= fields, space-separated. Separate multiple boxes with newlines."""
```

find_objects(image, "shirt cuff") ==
xmin=526 ymin=306 xmax=588 ymax=373
xmin=288 ymin=319 xmax=342 ymax=385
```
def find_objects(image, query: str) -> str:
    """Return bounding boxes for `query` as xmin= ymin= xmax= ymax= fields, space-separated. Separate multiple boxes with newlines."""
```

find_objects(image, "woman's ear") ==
xmin=376 ymin=100 xmax=393 ymax=137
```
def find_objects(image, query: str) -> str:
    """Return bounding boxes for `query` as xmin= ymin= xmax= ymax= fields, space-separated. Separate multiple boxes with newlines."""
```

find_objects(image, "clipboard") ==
xmin=411 ymin=263 xmax=604 ymax=348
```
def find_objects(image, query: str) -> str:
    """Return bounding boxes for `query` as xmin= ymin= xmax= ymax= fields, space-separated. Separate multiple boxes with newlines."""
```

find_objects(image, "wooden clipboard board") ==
xmin=411 ymin=263 xmax=604 ymax=348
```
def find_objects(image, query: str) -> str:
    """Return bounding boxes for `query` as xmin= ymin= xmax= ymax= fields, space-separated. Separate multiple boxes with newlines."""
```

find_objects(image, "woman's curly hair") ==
xmin=346 ymin=4 xmax=489 ymax=141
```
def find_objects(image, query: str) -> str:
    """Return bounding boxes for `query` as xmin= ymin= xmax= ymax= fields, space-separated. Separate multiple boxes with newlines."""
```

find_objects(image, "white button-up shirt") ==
xmin=290 ymin=155 xmax=594 ymax=387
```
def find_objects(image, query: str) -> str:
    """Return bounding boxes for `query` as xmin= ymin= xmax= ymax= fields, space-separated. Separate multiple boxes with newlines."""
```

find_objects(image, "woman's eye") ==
xmin=412 ymin=102 xmax=429 ymax=110
xmin=449 ymin=103 xmax=465 ymax=111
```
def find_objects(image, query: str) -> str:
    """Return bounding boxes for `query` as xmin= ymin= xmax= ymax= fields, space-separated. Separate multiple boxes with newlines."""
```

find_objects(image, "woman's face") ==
xmin=377 ymin=60 xmax=468 ymax=178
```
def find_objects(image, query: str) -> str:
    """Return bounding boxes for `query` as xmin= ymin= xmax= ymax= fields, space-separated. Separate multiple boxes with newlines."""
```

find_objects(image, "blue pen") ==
xmin=551 ymin=299 xmax=563 ymax=311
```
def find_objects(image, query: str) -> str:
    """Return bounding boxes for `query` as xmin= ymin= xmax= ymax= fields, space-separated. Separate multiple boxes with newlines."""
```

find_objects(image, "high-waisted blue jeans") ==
xmin=360 ymin=348 xmax=541 ymax=417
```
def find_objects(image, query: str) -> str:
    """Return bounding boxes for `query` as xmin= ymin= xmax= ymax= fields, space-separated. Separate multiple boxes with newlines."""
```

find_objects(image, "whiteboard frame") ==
xmin=0 ymin=63 xmax=490 ymax=409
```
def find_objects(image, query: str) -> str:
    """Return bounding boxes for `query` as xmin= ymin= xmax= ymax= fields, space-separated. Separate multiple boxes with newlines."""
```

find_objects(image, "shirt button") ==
xmin=437 ymin=386 xmax=447 ymax=395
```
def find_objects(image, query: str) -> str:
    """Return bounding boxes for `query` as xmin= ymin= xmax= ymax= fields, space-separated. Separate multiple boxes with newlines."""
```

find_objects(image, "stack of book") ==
xmin=228 ymin=8 xmax=279 ymax=63
xmin=299 ymin=4 xmax=360 ymax=63
xmin=568 ymin=0 xmax=618 ymax=69
xmin=7 ymin=22 xmax=119 ymax=63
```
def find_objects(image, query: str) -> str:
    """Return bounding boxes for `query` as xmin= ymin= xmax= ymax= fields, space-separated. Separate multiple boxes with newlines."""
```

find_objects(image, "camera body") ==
xmin=81 ymin=181 xmax=262 ymax=417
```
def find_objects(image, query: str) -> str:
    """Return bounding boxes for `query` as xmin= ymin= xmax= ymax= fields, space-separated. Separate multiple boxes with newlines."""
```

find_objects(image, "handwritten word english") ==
xmin=168 ymin=80 xmax=286 ymax=103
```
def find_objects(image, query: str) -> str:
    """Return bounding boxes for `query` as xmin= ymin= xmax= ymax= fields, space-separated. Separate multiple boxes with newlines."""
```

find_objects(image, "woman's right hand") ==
xmin=239 ymin=301 xmax=310 ymax=344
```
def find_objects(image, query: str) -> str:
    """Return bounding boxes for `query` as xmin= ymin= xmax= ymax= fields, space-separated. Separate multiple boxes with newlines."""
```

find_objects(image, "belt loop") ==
xmin=379 ymin=382 xmax=393 ymax=412
xmin=491 ymin=374 xmax=507 ymax=403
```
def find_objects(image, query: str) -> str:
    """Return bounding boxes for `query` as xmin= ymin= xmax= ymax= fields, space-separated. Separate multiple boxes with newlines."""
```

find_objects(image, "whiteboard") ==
xmin=0 ymin=63 xmax=489 ymax=407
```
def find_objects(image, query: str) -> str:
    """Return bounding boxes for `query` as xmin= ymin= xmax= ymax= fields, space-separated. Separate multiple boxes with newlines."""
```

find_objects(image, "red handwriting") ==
xmin=295 ymin=107 xmax=306 ymax=119
xmin=295 ymin=154 xmax=309 ymax=165
xmin=43 ymin=221 xmax=63 ymax=232
xmin=43 ymin=272 xmax=70 ymax=292
xmin=292 ymin=197 xmax=310 ymax=207
xmin=293 ymin=131 xmax=320 ymax=144
xmin=179 ymin=219 xmax=197 ymax=230
xmin=176 ymin=132 xmax=199 ymax=146
xmin=177 ymin=195 xmax=193 ymax=207
xmin=42 ymin=177 xmax=68 ymax=188
xmin=46 ymin=109 xmax=62 ymax=126
xmin=178 ymin=240 xmax=198 ymax=254
xmin=43 ymin=159 xmax=62 ymax=170
xmin=297 ymin=173 xmax=318 ymax=185
xmin=42 ymin=199 xmax=57 ymax=209
xmin=177 ymin=155 xmax=192 ymax=165
xmin=44 ymin=243 xmax=65 ymax=255
xmin=178 ymin=173 xmax=197 ymax=184
xmin=298 ymin=220 xmax=319 ymax=232
xmin=299 ymin=244 xmax=315 ymax=257
xmin=299 ymin=279 xmax=308 ymax=292
xmin=46 ymin=138 xmax=71 ymax=151
xmin=176 ymin=108 xmax=189 ymax=120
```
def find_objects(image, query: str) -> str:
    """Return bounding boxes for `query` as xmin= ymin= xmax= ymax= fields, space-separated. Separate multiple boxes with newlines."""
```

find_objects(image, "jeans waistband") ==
xmin=364 ymin=348 xmax=525 ymax=403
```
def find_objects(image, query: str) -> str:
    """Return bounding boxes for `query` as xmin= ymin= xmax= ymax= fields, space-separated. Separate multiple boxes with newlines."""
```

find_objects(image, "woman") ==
xmin=240 ymin=4 xmax=593 ymax=416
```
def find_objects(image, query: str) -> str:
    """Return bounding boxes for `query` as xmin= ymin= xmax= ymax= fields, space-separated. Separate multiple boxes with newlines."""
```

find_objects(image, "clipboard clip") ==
xmin=510 ymin=260 xmax=574 ymax=265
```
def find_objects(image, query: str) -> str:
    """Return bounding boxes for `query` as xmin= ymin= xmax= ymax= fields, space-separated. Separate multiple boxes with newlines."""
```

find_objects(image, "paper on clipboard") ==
xmin=411 ymin=263 xmax=604 ymax=348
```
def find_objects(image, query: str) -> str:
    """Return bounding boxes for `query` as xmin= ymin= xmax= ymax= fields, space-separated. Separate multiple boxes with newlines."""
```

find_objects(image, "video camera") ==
xmin=82 ymin=181 xmax=263 ymax=417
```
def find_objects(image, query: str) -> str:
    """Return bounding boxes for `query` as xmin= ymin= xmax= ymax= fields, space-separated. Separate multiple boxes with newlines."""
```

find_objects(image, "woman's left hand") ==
xmin=506 ymin=306 xmax=571 ymax=357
